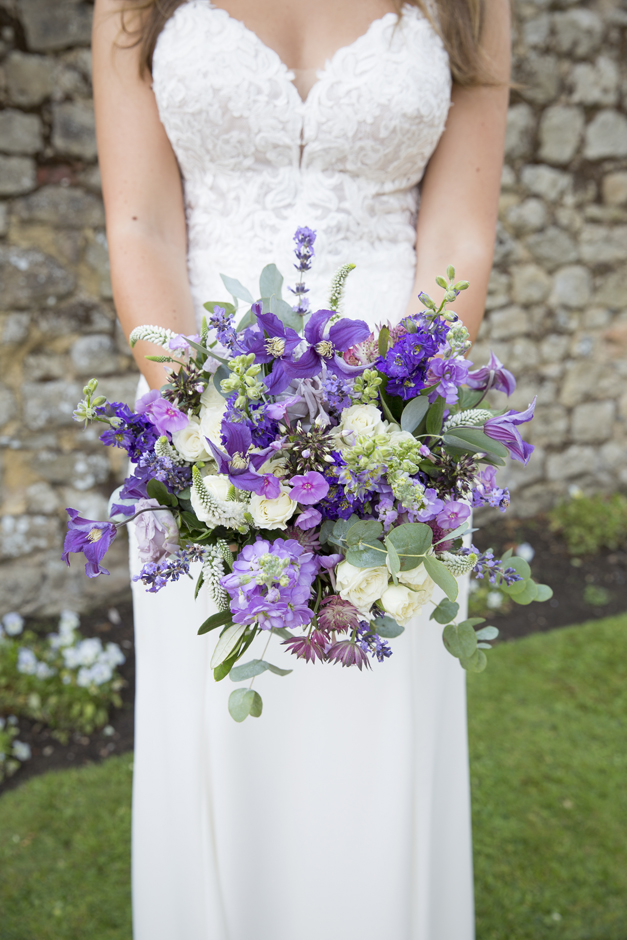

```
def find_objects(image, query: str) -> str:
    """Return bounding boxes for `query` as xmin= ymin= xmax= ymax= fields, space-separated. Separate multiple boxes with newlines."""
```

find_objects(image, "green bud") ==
xmin=435 ymin=275 xmax=448 ymax=289
xmin=454 ymin=280 xmax=469 ymax=291
xmin=91 ymin=396 xmax=107 ymax=407
xmin=446 ymin=264 xmax=455 ymax=281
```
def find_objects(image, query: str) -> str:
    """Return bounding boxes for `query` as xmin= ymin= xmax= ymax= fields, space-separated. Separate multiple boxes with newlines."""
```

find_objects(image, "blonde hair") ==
xmin=122 ymin=0 xmax=492 ymax=86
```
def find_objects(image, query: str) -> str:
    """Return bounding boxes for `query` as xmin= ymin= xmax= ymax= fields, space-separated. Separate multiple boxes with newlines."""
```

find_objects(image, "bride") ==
xmin=92 ymin=1 xmax=510 ymax=937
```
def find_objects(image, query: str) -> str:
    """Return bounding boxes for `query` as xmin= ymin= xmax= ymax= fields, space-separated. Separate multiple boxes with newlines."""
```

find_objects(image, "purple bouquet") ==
xmin=66 ymin=229 xmax=551 ymax=722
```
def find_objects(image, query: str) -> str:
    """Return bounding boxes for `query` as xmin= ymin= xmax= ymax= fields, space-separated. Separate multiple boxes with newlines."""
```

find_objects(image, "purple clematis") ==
xmin=240 ymin=308 xmax=303 ymax=395
xmin=466 ymin=351 xmax=516 ymax=396
xmin=63 ymin=510 xmax=117 ymax=578
xmin=206 ymin=421 xmax=281 ymax=497
xmin=484 ymin=398 xmax=536 ymax=464
xmin=283 ymin=309 xmax=371 ymax=381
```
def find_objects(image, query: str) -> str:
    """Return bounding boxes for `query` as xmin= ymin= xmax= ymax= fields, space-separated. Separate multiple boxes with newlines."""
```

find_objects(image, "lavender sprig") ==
xmin=289 ymin=226 xmax=316 ymax=315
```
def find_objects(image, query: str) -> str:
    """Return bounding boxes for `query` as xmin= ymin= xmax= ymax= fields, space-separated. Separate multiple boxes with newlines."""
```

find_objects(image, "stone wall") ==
xmin=0 ymin=0 xmax=626 ymax=615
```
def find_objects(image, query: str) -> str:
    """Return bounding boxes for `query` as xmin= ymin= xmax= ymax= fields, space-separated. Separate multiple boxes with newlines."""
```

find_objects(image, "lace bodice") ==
xmin=152 ymin=1 xmax=451 ymax=326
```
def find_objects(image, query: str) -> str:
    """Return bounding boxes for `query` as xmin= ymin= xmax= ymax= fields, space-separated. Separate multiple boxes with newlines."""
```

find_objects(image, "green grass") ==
xmin=469 ymin=615 xmax=627 ymax=940
xmin=0 ymin=616 xmax=625 ymax=940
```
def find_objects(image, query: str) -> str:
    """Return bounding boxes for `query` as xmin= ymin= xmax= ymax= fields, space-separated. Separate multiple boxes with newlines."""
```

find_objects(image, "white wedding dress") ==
xmin=130 ymin=3 xmax=474 ymax=938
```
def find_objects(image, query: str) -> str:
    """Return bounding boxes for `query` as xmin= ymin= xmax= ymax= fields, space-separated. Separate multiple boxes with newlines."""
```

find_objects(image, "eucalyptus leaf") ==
xmin=475 ymin=625 xmax=499 ymax=641
xmin=442 ymin=623 xmax=462 ymax=658
xmin=346 ymin=520 xmax=384 ymax=546
xmin=330 ymin=515 xmax=361 ymax=546
xmin=372 ymin=615 xmax=404 ymax=638
xmin=259 ymin=264 xmax=283 ymax=299
xmin=535 ymin=583 xmax=553 ymax=602
xmin=203 ymin=300 xmax=237 ymax=317
xmin=512 ymin=580 xmax=539 ymax=606
xmin=319 ymin=520 xmax=336 ymax=546
xmin=235 ymin=306 xmax=257 ymax=331
xmin=228 ymin=688 xmax=263 ymax=722
xmin=266 ymin=663 xmax=293 ymax=676
xmin=220 ymin=273 xmax=254 ymax=304
xmin=477 ymin=643 xmax=492 ymax=649
xmin=456 ymin=388 xmax=485 ymax=410
xmin=269 ymin=295 xmax=303 ymax=334
xmin=459 ymin=649 xmax=488 ymax=673
xmin=271 ymin=627 xmax=292 ymax=641
xmin=507 ymin=556 xmax=531 ymax=580
xmin=385 ymin=538 xmax=401 ymax=576
xmin=501 ymin=548 xmax=513 ymax=562
xmin=386 ymin=523 xmax=433 ymax=569
xmin=445 ymin=427 xmax=509 ymax=458
xmin=213 ymin=364 xmax=231 ymax=398
xmin=430 ymin=598 xmax=460 ymax=625
xmin=345 ymin=543 xmax=387 ymax=568
xmin=426 ymin=396 xmax=446 ymax=436
xmin=502 ymin=578 xmax=528 ymax=597
xmin=229 ymin=659 xmax=270 ymax=681
xmin=434 ymin=522 xmax=470 ymax=545
xmin=400 ymin=396 xmax=429 ymax=434
xmin=424 ymin=555 xmax=459 ymax=602
xmin=210 ymin=623 xmax=247 ymax=669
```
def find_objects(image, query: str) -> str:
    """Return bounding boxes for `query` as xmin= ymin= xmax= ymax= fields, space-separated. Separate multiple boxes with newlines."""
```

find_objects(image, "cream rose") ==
xmin=199 ymin=403 xmax=227 ymax=449
xmin=248 ymin=487 xmax=297 ymax=530
xmin=387 ymin=428 xmax=415 ymax=447
xmin=201 ymin=472 xmax=232 ymax=502
xmin=339 ymin=404 xmax=387 ymax=440
xmin=335 ymin=561 xmax=389 ymax=615
xmin=172 ymin=415 xmax=210 ymax=462
xmin=380 ymin=584 xmax=426 ymax=626
xmin=386 ymin=558 xmax=436 ymax=601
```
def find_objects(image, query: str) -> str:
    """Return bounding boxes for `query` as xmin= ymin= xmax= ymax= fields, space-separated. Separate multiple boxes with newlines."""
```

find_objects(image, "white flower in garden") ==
xmin=64 ymin=637 xmax=103 ymax=669
xmin=59 ymin=610 xmax=80 ymax=632
xmin=12 ymin=741 xmax=31 ymax=761
xmin=76 ymin=667 xmax=92 ymax=688
xmin=35 ymin=661 xmax=56 ymax=680
xmin=17 ymin=648 xmax=38 ymax=675
xmin=101 ymin=642 xmax=125 ymax=668
xmin=248 ymin=487 xmax=298 ymax=530
xmin=3 ymin=612 xmax=24 ymax=636
xmin=337 ymin=403 xmax=387 ymax=442
xmin=335 ymin=561 xmax=389 ymax=615
xmin=380 ymin=584 xmax=426 ymax=625
xmin=89 ymin=662 xmax=114 ymax=686
xmin=172 ymin=415 xmax=210 ymax=462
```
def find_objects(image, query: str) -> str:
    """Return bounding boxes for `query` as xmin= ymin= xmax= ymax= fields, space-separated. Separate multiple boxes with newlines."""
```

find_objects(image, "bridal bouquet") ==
xmin=65 ymin=228 xmax=551 ymax=721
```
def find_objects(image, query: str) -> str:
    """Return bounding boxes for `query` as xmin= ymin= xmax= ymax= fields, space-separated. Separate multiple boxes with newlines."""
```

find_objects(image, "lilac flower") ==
xmin=63 ymin=510 xmax=117 ymax=578
xmin=484 ymin=398 xmax=536 ymax=465
xmin=436 ymin=500 xmax=471 ymax=531
xmin=283 ymin=309 xmax=371 ymax=382
xmin=136 ymin=390 xmax=189 ymax=436
xmin=133 ymin=498 xmax=179 ymax=564
xmin=426 ymin=357 xmax=471 ymax=405
xmin=326 ymin=639 xmax=371 ymax=670
xmin=467 ymin=351 xmax=516 ymax=396
xmin=289 ymin=471 xmax=329 ymax=505
xmin=472 ymin=466 xmax=510 ymax=512
xmin=206 ymin=421 xmax=280 ymax=496
xmin=296 ymin=507 xmax=322 ymax=529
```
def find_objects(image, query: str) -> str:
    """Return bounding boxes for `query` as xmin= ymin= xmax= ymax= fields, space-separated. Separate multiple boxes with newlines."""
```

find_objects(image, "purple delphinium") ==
xmin=207 ymin=304 xmax=239 ymax=352
xmin=472 ymin=466 xmax=510 ymax=512
xmin=135 ymin=389 xmax=189 ymax=436
xmin=283 ymin=309 xmax=371 ymax=382
xmin=63 ymin=511 xmax=117 ymax=578
xmin=376 ymin=322 xmax=441 ymax=400
xmin=96 ymin=402 xmax=160 ymax=463
xmin=466 ymin=351 xmax=516 ymax=397
xmin=426 ymin=357 xmax=471 ymax=405
xmin=484 ymin=398 xmax=536 ymax=465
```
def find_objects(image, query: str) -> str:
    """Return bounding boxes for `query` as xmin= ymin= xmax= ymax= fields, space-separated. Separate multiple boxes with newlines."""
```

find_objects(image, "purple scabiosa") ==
xmin=426 ymin=357 xmax=471 ymax=405
xmin=326 ymin=639 xmax=371 ymax=670
xmin=484 ymin=399 xmax=536 ymax=465
xmin=466 ymin=351 xmax=516 ymax=397
xmin=288 ymin=471 xmax=329 ymax=505
xmin=63 ymin=511 xmax=117 ymax=578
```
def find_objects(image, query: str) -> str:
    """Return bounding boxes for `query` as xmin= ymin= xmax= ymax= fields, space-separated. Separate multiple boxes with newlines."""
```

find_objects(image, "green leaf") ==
xmin=319 ymin=520 xmax=336 ymax=545
xmin=345 ymin=543 xmax=387 ymax=568
xmin=400 ymin=396 xmax=429 ymax=434
xmin=475 ymin=625 xmax=499 ymax=641
xmin=145 ymin=479 xmax=177 ymax=507
xmin=210 ymin=623 xmax=247 ymax=669
xmin=266 ymin=662 xmax=293 ymax=676
xmin=535 ymin=583 xmax=553 ymax=602
xmin=502 ymin=578 xmax=528 ymax=597
xmin=512 ymin=580 xmax=539 ymax=606
xmin=424 ymin=555 xmax=459 ymax=601
xmin=434 ymin=522 xmax=471 ymax=545
xmin=385 ymin=538 xmax=401 ymax=576
xmin=501 ymin=548 xmax=513 ymax=561
xmin=220 ymin=273 xmax=253 ymax=304
xmin=271 ymin=627 xmax=292 ymax=641
xmin=212 ymin=364 xmax=231 ymax=398
xmin=452 ymin=427 xmax=509 ymax=458
xmin=372 ymin=615 xmax=404 ymax=638
xmin=386 ymin=523 xmax=433 ymax=569
xmin=459 ymin=649 xmax=488 ymax=673
xmin=426 ymin=397 xmax=446 ymax=436
xmin=229 ymin=659 xmax=293 ymax=682
xmin=259 ymin=264 xmax=283 ymax=299
xmin=508 ymin=556 xmax=532 ymax=580
xmin=378 ymin=326 xmax=389 ymax=357
xmin=443 ymin=621 xmax=477 ymax=659
xmin=194 ymin=571 xmax=204 ymax=601
xmin=330 ymin=515 xmax=361 ymax=547
xmin=268 ymin=295 xmax=303 ymax=334
xmin=346 ymin=520 xmax=384 ymax=546
xmin=203 ymin=300 xmax=237 ymax=317
xmin=213 ymin=651 xmax=239 ymax=681
xmin=235 ymin=306 xmax=257 ymax=331
xmin=456 ymin=388 xmax=485 ymax=411
xmin=430 ymin=599 xmax=460 ymax=624
xmin=228 ymin=688 xmax=263 ymax=722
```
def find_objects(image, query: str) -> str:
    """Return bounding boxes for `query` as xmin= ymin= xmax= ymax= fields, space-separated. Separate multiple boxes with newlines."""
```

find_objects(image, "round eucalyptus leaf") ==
xmin=507 ymin=556 xmax=532 ymax=580
xmin=460 ymin=649 xmax=488 ymax=673
xmin=373 ymin=616 xmax=404 ymax=638
xmin=512 ymin=580 xmax=539 ymax=606
xmin=535 ymin=583 xmax=554 ymax=602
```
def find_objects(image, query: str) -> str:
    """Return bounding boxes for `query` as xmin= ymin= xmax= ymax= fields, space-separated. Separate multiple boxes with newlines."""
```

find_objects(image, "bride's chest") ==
xmin=152 ymin=0 xmax=451 ymax=184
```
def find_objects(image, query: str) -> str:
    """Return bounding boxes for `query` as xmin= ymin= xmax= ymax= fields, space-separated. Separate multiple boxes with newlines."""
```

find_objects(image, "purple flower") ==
xmin=296 ymin=507 xmax=322 ymax=530
xmin=133 ymin=498 xmax=179 ymax=564
xmin=326 ymin=639 xmax=371 ymax=670
xmin=63 ymin=510 xmax=117 ymax=578
xmin=283 ymin=310 xmax=371 ymax=382
xmin=168 ymin=332 xmax=200 ymax=351
xmin=282 ymin=631 xmax=327 ymax=663
xmin=206 ymin=421 xmax=280 ymax=496
xmin=484 ymin=398 xmax=536 ymax=465
xmin=136 ymin=390 xmax=189 ymax=435
xmin=265 ymin=394 xmax=302 ymax=421
xmin=289 ymin=471 xmax=329 ymax=505
xmin=409 ymin=487 xmax=445 ymax=523
xmin=317 ymin=596 xmax=360 ymax=634
xmin=292 ymin=226 xmax=316 ymax=272
xmin=467 ymin=351 xmax=516 ymax=396
xmin=426 ymin=357 xmax=471 ymax=405
xmin=472 ymin=466 xmax=510 ymax=512
xmin=376 ymin=323 xmax=440 ymax=399
xmin=436 ymin=500 xmax=471 ymax=531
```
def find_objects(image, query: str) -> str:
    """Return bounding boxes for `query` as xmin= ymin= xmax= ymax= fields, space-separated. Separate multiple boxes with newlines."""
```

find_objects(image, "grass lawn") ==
xmin=0 ymin=615 xmax=625 ymax=939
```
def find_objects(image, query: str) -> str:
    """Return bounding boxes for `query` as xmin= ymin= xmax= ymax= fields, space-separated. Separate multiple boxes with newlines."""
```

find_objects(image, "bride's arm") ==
xmin=407 ymin=0 xmax=511 ymax=342
xmin=92 ymin=0 xmax=197 ymax=389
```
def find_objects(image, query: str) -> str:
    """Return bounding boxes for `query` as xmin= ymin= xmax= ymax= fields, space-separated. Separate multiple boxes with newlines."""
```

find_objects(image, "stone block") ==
xmin=23 ymin=352 xmax=67 ymax=381
xmin=485 ymin=270 xmax=511 ymax=311
xmin=38 ymin=299 xmax=113 ymax=337
xmin=0 ymin=155 xmax=36 ymax=196
xmin=85 ymin=230 xmax=113 ymax=299
xmin=559 ymin=362 xmax=604 ymax=407
xmin=60 ymin=488 xmax=109 ymax=520
xmin=22 ymin=380 xmax=82 ymax=430
xmin=18 ymin=0 xmax=92 ymax=52
xmin=96 ymin=374 xmax=140 ymax=409
xmin=595 ymin=265 xmax=627 ymax=309
xmin=583 ymin=111 xmax=627 ymax=161
xmin=77 ymin=165 xmax=102 ymax=195
xmin=493 ymin=222 xmax=517 ymax=266
xmin=0 ymin=557 xmax=44 ymax=617
xmin=4 ymin=51 xmax=54 ymax=106
xmin=13 ymin=186 xmax=105 ymax=228
xmin=527 ymin=227 xmax=578 ymax=270
xmin=511 ymin=264 xmax=552 ymax=305
xmin=500 ymin=165 xmax=516 ymax=190
xmin=0 ymin=513 xmax=60 ymax=560
xmin=538 ymin=106 xmax=584 ymax=165
xmin=0 ymin=384 xmax=17 ymax=426
xmin=579 ymin=225 xmax=627 ymax=265
xmin=505 ymin=197 xmax=547 ymax=234
xmin=569 ymin=57 xmax=619 ymax=108
xmin=550 ymin=265 xmax=591 ymax=309
xmin=553 ymin=9 xmax=604 ymax=58
xmin=51 ymin=101 xmax=97 ymax=161
xmin=0 ymin=109 xmax=43 ymax=155
xmin=546 ymin=445 xmax=596 ymax=482
xmin=488 ymin=305 xmax=529 ymax=340
xmin=516 ymin=54 xmax=561 ymax=106
xmin=540 ymin=333 xmax=569 ymax=362
xmin=504 ymin=103 xmax=535 ymax=159
xmin=0 ymin=204 xmax=7 ymax=238
xmin=70 ymin=334 xmax=119 ymax=376
xmin=0 ymin=312 xmax=30 ymax=345
xmin=602 ymin=172 xmax=627 ymax=207
xmin=528 ymin=404 xmax=569 ymax=446
xmin=520 ymin=164 xmax=572 ymax=201
xmin=522 ymin=14 xmax=551 ymax=48
xmin=25 ymin=481 xmax=60 ymax=514
xmin=0 ymin=247 xmax=75 ymax=309
xmin=571 ymin=400 xmax=614 ymax=443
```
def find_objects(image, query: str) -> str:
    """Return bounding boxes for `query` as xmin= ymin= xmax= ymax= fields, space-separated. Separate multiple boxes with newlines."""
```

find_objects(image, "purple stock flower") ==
xmin=472 ymin=466 xmax=510 ymax=512
xmin=426 ymin=357 xmax=471 ymax=405
xmin=283 ymin=310 xmax=371 ymax=382
xmin=206 ymin=421 xmax=280 ymax=497
xmin=136 ymin=390 xmax=189 ymax=435
xmin=467 ymin=351 xmax=516 ymax=396
xmin=296 ymin=507 xmax=322 ymax=529
xmin=484 ymin=398 xmax=536 ymax=465
xmin=410 ymin=487 xmax=445 ymax=523
xmin=289 ymin=471 xmax=329 ymax=505
xmin=63 ymin=510 xmax=117 ymax=578
xmin=436 ymin=500 xmax=471 ymax=531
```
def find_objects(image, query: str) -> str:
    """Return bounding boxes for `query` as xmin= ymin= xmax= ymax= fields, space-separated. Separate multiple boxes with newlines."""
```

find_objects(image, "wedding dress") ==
xmin=130 ymin=3 xmax=474 ymax=938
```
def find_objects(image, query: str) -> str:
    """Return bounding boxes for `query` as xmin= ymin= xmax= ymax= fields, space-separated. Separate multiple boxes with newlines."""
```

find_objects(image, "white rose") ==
xmin=248 ymin=487 xmax=297 ymax=530
xmin=172 ymin=415 xmax=210 ymax=462
xmin=200 ymin=382 xmax=224 ymax=409
xmin=335 ymin=561 xmax=389 ymax=615
xmin=202 ymin=472 xmax=232 ymax=501
xmin=388 ymin=428 xmax=415 ymax=447
xmin=339 ymin=404 xmax=387 ymax=440
xmin=380 ymin=584 xmax=426 ymax=626
xmin=199 ymin=401 xmax=227 ymax=449
xmin=191 ymin=471 xmax=247 ymax=528
xmin=386 ymin=558 xmax=436 ymax=599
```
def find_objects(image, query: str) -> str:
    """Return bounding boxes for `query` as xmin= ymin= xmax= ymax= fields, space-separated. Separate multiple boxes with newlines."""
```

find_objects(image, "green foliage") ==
xmin=549 ymin=492 xmax=627 ymax=556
